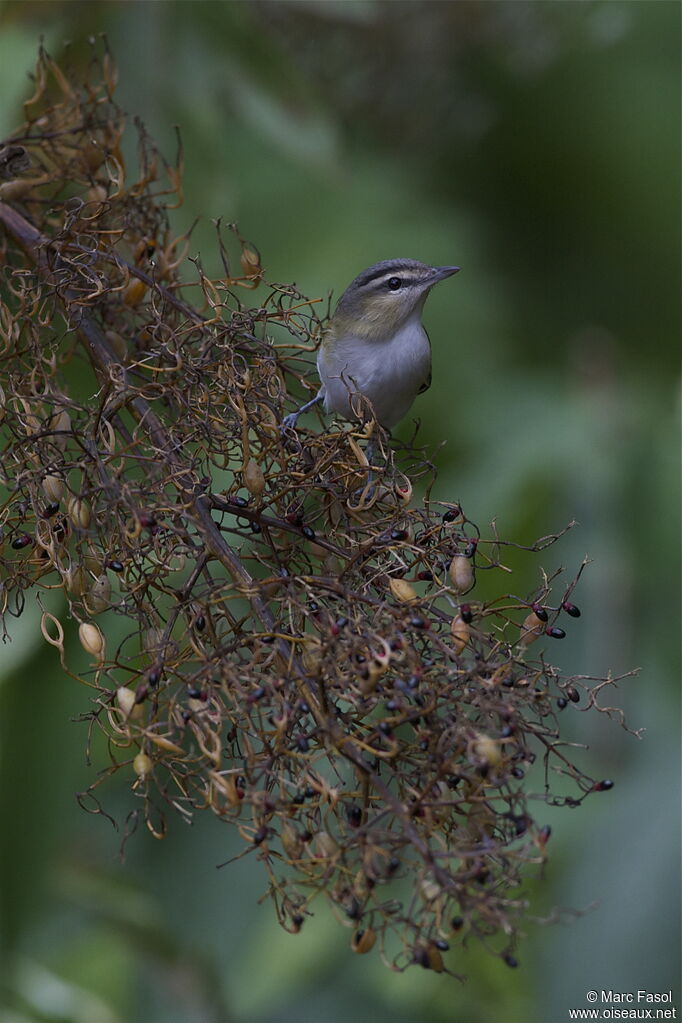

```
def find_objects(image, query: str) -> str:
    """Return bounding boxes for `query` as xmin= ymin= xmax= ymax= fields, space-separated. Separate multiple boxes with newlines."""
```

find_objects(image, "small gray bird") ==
xmin=282 ymin=258 xmax=460 ymax=433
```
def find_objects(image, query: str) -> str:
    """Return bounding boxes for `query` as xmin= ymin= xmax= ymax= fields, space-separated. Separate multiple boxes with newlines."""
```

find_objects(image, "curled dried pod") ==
xmin=448 ymin=553 xmax=474 ymax=594
xmin=389 ymin=577 xmax=416 ymax=603
xmin=351 ymin=927 xmax=376 ymax=955
xmin=42 ymin=475 xmax=64 ymax=503
xmin=518 ymin=611 xmax=545 ymax=648
xmin=450 ymin=614 xmax=470 ymax=655
xmin=78 ymin=621 xmax=105 ymax=660
xmin=394 ymin=479 xmax=413 ymax=503
xmin=67 ymin=496 xmax=91 ymax=530
xmin=97 ymin=418 xmax=117 ymax=454
xmin=243 ymin=459 xmax=265 ymax=499
xmin=133 ymin=751 xmax=153 ymax=779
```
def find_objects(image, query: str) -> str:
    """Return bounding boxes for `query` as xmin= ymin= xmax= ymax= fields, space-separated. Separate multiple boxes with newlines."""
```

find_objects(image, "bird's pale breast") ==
xmin=317 ymin=315 xmax=431 ymax=429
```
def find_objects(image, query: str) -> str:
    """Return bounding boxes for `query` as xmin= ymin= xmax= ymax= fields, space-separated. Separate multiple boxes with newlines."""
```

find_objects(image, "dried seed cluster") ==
xmin=0 ymin=45 xmax=637 ymax=975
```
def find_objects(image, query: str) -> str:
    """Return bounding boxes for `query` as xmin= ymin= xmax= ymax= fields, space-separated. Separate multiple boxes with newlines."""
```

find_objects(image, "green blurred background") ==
xmin=0 ymin=2 xmax=679 ymax=1021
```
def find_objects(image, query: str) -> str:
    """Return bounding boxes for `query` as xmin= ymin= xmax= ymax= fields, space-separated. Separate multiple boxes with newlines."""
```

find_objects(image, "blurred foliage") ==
xmin=0 ymin=2 xmax=679 ymax=1022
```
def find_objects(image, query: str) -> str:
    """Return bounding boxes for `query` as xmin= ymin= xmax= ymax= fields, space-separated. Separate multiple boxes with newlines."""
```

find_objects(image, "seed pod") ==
xmin=133 ymin=751 xmax=153 ymax=779
xmin=78 ymin=621 xmax=105 ymax=660
xmin=66 ymin=566 xmax=89 ymax=597
xmin=301 ymin=643 xmax=321 ymax=673
xmin=518 ymin=611 xmax=545 ymax=647
xmin=85 ymin=574 xmax=111 ymax=614
xmin=420 ymin=878 xmax=442 ymax=903
xmin=68 ymin=496 xmax=91 ymax=530
xmin=50 ymin=408 xmax=71 ymax=450
xmin=143 ymin=627 xmax=164 ymax=655
xmin=448 ymin=553 xmax=474 ymax=593
xmin=122 ymin=277 xmax=147 ymax=306
xmin=473 ymin=733 xmax=501 ymax=767
xmin=351 ymin=928 xmax=376 ymax=954
xmin=82 ymin=140 xmax=106 ymax=173
xmin=243 ymin=459 xmax=265 ymax=499
xmin=389 ymin=577 xmax=416 ymax=603
xmin=116 ymin=686 xmax=136 ymax=717
xmin=42 ymin=475 xmax=64 ymax=503
xmin=240 ymin=246 xmax=262 ymax=278
xmin=83 ymin=545 xmax=104 ymax=576
xmin=19 ymin=398 xmax=41 ymax=435
xmin=314 ymin=830 xmax=338 ymax=860
xmin=147 ymin=734 xmax=184 ymax=755
xmin=425 ymin=944 xmax=445 ymax=973
xmin=0 ymin=178 xmax=39 ymax=202
xmin=450 ymin=614 xmax=470 ymax=654
xmin=87 ymin=183 xmax=108 ymax=204
xmin=280 ymin=821 xmax=303 ymax=860
xmin=105 ymin=329 xmax=128 ymax=361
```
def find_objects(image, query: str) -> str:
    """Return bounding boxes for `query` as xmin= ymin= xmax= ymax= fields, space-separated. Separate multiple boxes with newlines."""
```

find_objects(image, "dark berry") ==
xmin=531 ymin=602 xmax=548 ymax=622
xmin=347 ymin=804 xmax=362 ymax=827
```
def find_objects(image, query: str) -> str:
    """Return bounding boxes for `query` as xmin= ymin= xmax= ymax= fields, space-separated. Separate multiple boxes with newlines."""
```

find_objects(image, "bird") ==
xmin=282 ymin=258 xmax=460 ymax=438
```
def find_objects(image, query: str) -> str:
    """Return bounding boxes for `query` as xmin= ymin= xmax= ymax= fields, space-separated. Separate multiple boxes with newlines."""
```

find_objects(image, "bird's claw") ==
xmin=280 ymin=413 xmax=299 ymax=433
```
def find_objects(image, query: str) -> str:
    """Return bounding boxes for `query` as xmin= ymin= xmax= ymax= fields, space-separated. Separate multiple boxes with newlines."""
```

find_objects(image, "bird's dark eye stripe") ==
xmin=357 ymin=268 xmax=417 ymax=289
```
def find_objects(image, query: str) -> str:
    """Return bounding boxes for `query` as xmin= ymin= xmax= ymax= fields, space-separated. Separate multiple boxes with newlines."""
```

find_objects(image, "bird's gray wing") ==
xmin=418 ymin=330 xmax=432 ymax=394
xmin=418 ymin=368 xmax=432 ymax=395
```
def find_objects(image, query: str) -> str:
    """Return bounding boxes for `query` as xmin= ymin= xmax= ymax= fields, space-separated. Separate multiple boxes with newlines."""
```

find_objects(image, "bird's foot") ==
xmin=280 ymin=412 xmax=300 ymax=433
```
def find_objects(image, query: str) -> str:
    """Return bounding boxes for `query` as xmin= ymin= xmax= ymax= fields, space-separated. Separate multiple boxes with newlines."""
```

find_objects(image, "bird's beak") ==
xmin=431 ymin=265 xmax=461 ymax=282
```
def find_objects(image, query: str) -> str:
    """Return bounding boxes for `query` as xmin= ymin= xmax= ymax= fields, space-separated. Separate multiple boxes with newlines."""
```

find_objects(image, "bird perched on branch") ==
xmin=282 ymin=258 xmax=460 ymax=435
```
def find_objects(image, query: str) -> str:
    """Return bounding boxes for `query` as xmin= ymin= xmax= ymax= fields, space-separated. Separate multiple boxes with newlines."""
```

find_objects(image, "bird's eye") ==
xmin=387 ymin=276 xmax=402 ymax=291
